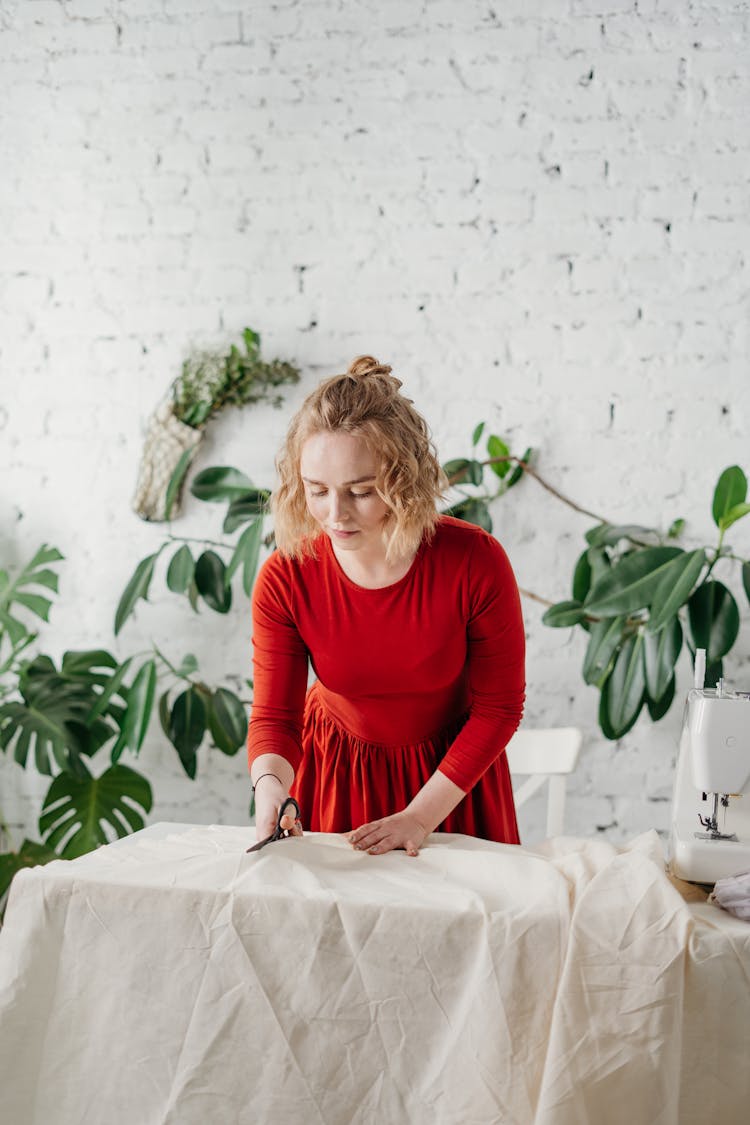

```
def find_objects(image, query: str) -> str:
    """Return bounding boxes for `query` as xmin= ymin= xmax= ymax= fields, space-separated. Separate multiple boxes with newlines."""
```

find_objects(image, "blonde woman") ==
xmin=248 ymin=356 xmax=525 ymax=856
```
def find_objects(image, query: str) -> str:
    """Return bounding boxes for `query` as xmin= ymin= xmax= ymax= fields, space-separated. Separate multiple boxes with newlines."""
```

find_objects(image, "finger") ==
xmin=366 ymin=832 xmax=397 ymax=855
xmin=405 ymin=839 xmax=420 ymax=857
xmin=279 ymin=813 xmax=298 ymax=832
xmin=350 ymin=823 xmax=385 ymax=849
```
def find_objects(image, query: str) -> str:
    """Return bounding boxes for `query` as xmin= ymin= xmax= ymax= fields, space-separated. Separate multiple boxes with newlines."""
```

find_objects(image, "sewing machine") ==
xmin=670 ymin=652 xmax=750 ymax=884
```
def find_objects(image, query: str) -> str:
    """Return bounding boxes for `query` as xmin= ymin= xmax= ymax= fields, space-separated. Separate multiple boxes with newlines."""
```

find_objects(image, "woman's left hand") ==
xmin=347 ymin=811 xmax=428 ymax=857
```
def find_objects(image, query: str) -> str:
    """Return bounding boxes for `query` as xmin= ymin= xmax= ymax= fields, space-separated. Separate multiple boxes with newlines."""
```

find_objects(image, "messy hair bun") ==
xmin=273 ymin=356 xmax=446 ymax=562
xmin=347 ymin=355 xmax=393 ymax=379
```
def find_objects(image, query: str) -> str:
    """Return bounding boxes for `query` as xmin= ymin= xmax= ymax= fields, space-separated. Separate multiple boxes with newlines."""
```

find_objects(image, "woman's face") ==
xmin=300 ymin=430 xmax=390 ymax=553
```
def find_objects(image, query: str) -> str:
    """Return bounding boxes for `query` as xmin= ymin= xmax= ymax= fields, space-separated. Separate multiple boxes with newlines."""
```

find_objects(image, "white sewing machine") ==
xmin=670 ymin=651 xmax=750 ymax=884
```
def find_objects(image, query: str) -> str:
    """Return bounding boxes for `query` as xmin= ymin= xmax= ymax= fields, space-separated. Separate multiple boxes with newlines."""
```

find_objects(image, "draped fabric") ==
xmin=2 ymin=825 xmax=749 ymax=1125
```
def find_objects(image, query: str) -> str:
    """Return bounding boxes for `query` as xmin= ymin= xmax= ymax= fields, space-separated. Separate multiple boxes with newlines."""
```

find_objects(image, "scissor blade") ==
xmin=246 ymin=834 xmax=278 ymax=853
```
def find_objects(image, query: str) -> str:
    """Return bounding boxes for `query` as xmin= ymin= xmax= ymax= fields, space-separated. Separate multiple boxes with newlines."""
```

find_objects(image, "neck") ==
xmin=331 ymin=540 xmax=416 ymax=589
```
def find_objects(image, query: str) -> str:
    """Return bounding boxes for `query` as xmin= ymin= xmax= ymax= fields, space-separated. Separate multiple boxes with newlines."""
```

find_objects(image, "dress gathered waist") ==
xmin=308 ymin=678 xmax=470 ymax=749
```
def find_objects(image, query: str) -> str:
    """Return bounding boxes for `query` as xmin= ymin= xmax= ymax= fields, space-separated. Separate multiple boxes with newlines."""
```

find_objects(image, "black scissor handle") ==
xmin=246 ymin=797 xmax=302 ymax=853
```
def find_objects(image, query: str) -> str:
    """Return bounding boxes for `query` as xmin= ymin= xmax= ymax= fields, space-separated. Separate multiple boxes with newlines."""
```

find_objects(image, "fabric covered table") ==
xmin=1 ymin=825 xmax=748 ymax=1125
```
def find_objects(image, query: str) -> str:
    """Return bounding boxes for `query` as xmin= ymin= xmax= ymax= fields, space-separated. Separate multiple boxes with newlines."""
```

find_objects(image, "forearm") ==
xmin=405 ymin=770 xmax=466 ymax=834
xmin=250 ymin=753 xmax=295 ymax=792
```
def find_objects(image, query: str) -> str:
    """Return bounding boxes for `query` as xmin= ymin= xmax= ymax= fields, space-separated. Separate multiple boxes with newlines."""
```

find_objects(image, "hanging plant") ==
xmin=131 ymin=327 xmax=300 ymax=523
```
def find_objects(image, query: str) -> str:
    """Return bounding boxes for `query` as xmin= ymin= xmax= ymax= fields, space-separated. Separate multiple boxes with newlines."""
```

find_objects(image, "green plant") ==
xmin=172 ymin=328 xmax=300 ymax=429
xmin=115 ymin=467 xmax=270 ymax=777
xmin=0 ymin=546 xmax=157 ymax=897
xmin=441 ymin=421 xmax=533 ymax=530
xmin=541 ymin=466 xmax=750 ymax=739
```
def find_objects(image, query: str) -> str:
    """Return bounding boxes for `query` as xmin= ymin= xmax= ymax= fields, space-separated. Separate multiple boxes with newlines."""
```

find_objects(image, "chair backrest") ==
xmin=506 ymin=727 xmax=583 ymax=838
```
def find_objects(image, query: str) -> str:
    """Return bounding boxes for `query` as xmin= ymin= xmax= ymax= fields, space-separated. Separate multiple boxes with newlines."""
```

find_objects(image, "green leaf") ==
xmin=194 ymin=551 xmax=232 ymax=613
xmin=712 ymin=466 xmax=747 ymax=529
xmin=88 ymin=658 xmax=133 ymax=723
xmin=687 ymin=581 xmax=740 ymax=664
xmin=0 ymin=609 xmax=30 ymax=647
xmin=12 ymin=592 xmax=53 ymax=620
xmin=243 ymin=327 xmax=261 ymax=357
xmin=226 ymin=519 xmax=264 ymax=597
xmin=0 ymin=670 xmax=92 ymax=774
xmin=166 ymin=545 xmax=195 ymax=594
xmin=442 ymin=459 xmax=483 ymax=486
xmin=223 ymin=490 xmax=271 ymax=534
xmin=719 ymin=501 xmax=750 ymax=532
xmin=646 ymin=549 xmax=706 ymax=633
xmin=643 ymin=617 xmax=682 ymax=702
xmin=667 ymin=518 xmax=685 ymax=539
xmin=582 ymin=616 xmax=626 ymax=686
xmin=703 ymin=657 xmax=724 ymax=690
xmin=487 ymin=435 xmax=510 ymax=479
xmin=646 ymin=676 xmax=676 ymax=721
xmin=0 ymin=544 xmax=63 ymax=625
xmin=0 ymin=838 xmax=60 ymax=900
xmin=506 ymin=447 xmax=532 ymax=489
xmin=585 ymin=524 xmax=655 ymax=548
xmin=191 ymin=466 xmax=255 ymax=502
xmin=471 ymin=421 xmax=486 ymax=447
xmin=208 ymin=688 xmax=247 ymax=755
xmin=114 ymin=551 xmax=161 ymax=635
xmin=444 ymin=498 xmax=492 ymax=532
xmin=168 ymin=687 xmax=207 ymax=778
xmin=158 ymin=690 xmax=171 ymax=738
xmin=542 ymin=600 xmax=585 ymax=628
xmin=572 ymin=551 xmax=592 ymax=602
xmin=176 ymin=653 xmax=198 ymax=677
xmin=743 ymin=561 xmax=750 ymax=607
xmin=111 ymin=659 xmax=156 ymax=762
xmin=39 ymin=762 xmax=153 ymax=859
xmin=61 ymin=649 xmax=118 ymax=683
xmin=164 ymin=446 xmax=198 ymax=522
xmin=600 ymin=633 xmax=645 ymax=739
xmin=584 ymin=547 xmax=683 ymax=617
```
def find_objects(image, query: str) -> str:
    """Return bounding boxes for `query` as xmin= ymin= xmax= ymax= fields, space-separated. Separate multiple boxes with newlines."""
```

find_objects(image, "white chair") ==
xmin=506 ymin=727 xmax=583 ymax=838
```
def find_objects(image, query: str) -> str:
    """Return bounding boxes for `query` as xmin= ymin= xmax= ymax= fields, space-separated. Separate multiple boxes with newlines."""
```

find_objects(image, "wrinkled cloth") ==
xmin=709 ymin=867 xmax=750 ymax=921
xmin=1 ymin=827 xmax=748 ymax=1125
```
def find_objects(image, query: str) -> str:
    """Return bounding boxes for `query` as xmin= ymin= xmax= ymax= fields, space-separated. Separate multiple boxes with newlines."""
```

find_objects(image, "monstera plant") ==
xmin=0 ymin=546 xmax=159 ymax=899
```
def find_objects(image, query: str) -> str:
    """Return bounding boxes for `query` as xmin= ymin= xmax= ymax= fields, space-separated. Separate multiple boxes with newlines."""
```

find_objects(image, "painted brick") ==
xmin=1 ymin=0 xmax=748 ymax=850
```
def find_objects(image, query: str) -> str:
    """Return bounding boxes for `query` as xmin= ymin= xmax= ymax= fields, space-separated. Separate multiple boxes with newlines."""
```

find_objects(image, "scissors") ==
xmin=246 ymin=797 xmax=302 ymax=853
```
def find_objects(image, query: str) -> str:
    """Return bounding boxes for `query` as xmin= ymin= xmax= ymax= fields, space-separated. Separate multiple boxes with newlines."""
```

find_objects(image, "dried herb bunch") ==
xmin=172 ymin=328 xmax=300 ymax=429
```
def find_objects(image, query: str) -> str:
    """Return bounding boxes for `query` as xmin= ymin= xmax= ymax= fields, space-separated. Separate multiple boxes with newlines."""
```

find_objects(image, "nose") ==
xmin=328 ymin=490 xmax=348 ymax=524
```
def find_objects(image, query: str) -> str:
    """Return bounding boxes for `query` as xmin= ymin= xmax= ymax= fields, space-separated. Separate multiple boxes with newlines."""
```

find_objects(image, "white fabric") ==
xmin=709 ymin=867 xmax=750 ymax=920
xmin=1 ymin=826 xmax=748 ymax=1125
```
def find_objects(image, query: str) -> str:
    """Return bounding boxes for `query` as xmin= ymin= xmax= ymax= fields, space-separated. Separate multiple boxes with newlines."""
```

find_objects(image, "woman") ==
xmin=248 ymin=356 xmax=525 ymax=856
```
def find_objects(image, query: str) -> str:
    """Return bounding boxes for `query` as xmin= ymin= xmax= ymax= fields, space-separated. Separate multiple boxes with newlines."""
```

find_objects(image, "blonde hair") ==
xmin=272 ymin=356 xmax=446 ymax=561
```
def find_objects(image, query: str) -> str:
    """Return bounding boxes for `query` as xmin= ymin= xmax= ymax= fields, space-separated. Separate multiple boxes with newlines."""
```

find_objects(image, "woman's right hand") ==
xmin=253 ymin=773 xmax=303 ymax=843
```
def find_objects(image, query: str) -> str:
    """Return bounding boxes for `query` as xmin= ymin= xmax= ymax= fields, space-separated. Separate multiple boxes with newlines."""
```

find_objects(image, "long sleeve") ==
xmin=437 ymin=531 xmax=526 ymax=792
xmin=246 ymin=553 xmax=310 ymax=773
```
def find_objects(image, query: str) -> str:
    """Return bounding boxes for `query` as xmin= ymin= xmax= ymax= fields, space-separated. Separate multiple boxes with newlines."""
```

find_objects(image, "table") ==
xmin=1 ymin=825 xmax=748 ymax=1125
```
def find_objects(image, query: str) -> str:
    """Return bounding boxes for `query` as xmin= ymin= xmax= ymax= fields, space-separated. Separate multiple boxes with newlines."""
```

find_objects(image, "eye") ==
xmin=351 ymin=491 xmax=373 ymax=499
xmin=309 ymin=489 xmax=327 ymax=498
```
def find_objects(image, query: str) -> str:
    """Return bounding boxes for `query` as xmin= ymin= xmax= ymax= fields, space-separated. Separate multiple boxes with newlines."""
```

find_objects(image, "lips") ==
xmin=329 ymin=528 xmax=359 ymax=539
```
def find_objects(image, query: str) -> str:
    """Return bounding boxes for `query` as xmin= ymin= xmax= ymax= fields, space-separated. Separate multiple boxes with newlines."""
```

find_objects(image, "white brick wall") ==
xmin=1 ymin=0 xmax=749 ymax=848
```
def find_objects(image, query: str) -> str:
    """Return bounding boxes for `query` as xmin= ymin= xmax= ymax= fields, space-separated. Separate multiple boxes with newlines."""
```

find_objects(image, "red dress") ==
xmin=247 ymin=516 xmax=526 ymax=843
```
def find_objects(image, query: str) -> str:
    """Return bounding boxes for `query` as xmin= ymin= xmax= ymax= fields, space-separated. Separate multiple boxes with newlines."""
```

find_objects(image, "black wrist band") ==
xmin=252 ymin=772 xmax=283 ymax=792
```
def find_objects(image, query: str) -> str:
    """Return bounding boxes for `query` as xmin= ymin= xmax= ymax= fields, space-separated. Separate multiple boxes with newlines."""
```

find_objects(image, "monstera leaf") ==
xmin=0 ymin=544 xmax=62 ymax=646
xmin=38 ymin=762 xmax=153 ymax=858
xmin=0 ymin=660 xmax=93 ymax=774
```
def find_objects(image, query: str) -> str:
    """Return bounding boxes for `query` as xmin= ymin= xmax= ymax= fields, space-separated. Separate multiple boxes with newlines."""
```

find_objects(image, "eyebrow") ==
xmin=302 ymin=476 xmax=377 ymax=486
